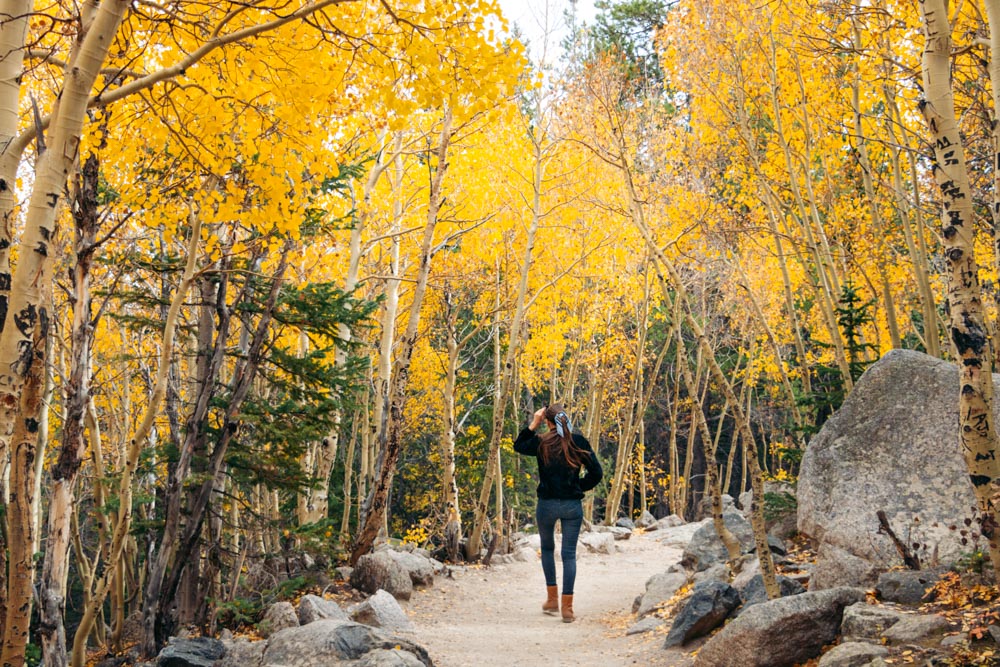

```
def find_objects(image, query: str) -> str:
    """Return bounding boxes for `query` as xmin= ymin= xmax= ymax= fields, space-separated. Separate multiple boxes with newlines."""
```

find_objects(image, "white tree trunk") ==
xmin=920 ymin=0 xmax=1000 ymax=574
xmin=352 ymin=109 xmax=453 ymax=563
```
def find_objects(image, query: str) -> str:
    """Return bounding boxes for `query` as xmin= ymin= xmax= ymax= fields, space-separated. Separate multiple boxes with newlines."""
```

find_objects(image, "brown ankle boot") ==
xmin=561 ymin=594 xmax=574 ymax=623
xmin=543 ymin=585 xmax=559 ymax=615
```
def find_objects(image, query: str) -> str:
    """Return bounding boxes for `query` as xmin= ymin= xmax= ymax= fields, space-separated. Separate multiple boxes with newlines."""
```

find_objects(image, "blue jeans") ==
xmin=536 ymin=498 xmax=584 ymax=595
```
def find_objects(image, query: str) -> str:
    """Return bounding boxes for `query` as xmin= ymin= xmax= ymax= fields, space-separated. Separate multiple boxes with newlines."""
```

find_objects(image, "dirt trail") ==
xmin=402 ymin=530 xmax=694 ymax=667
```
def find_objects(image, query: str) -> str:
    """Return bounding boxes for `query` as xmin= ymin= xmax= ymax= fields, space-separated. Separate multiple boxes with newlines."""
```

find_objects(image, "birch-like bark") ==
xmin=38 ymin=153 xmax=101 ymax=667
xmin=984 ymin=0 xmax=1000 ymax=359
xmin=1 ymin=272 xmax=48 ymax=667
xmin=364 ymin=140 xmax=405 ymax=530
xmin=919 ymin=0 xmax=1000 ymax=573
xmin=352 ymin=108 xmax=453 ymax=563
xmin=0 ymin=1 xmax=31 ymax=345
xmin=0 ymin=3 xmax=129 ymax=662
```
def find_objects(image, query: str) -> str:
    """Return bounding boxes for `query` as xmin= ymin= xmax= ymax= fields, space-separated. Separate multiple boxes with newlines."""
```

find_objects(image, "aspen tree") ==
xmin=918 ymin=0 xmax=1000 ymax=573
xmin=353 ymin=108 xmax=454 ymax=563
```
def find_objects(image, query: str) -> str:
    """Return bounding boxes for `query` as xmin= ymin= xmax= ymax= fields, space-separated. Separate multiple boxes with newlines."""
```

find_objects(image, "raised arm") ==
xmin=513 ymin=406 xmax=547 ymax=456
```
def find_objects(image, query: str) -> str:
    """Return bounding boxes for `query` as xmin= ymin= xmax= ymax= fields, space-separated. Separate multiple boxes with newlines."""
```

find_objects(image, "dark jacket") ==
xmin=513 ymin=427 xmax=603 ymax=500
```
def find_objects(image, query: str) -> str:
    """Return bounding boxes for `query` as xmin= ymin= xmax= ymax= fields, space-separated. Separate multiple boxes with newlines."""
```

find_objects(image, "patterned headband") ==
xmin=555 ymin=411 xmax=572 ymax=438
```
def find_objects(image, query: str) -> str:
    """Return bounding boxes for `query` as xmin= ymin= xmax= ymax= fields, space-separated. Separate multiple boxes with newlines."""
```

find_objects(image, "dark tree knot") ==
xmin=971 ymin=474 xmax=993 ymax=488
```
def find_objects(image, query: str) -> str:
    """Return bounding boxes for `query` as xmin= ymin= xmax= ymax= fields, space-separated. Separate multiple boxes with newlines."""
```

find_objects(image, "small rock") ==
xmin=615 ymin=517 xmax=636 ymax=530
xmin=609 ymin=527 xmax=633 ymax=541
xmin=156 ymin=637 xmax=226 ymax=667
xmin=350 ymin=589 xmax=415 ymax=632
xmin=841 ymin=603 xmax=902 ymax=641
xmin=95 ymin=658 xmax=128 ymax=667
xmin=876 ymin=570 xmax=943 ymax=605
xmin=656 ymin=521 xmax=703 ymax=549
xmin=512 ymin=546 xmax=536 ymax=562
xmin=941 ymin=634 xmax=967 ymax=647
xmin=681 ymin=512 xmax=755 ymax=572
xmin=656 ymin=514 xmax=685 ymax=530
xmin=637 ymin=571 xmax=688 ymax=617
xmin=739 ymin=491 xmax=753 ymax=513
xmin=737 ymin=575 xmax=806 ymax=613
xmin=732 ymin=557 xmax=761 ymax=591
xmin=787 ymin=570 xmax=812 ymax=588
xmin=579 ymin=532 xmax=616 ymax=555
xmin=817 ymin=641 xmax=888 ymax=667
xmin=989 ymin=624 xmax=1000 ymax=645
xmin=215 ymin=638 xmax=264 ymax=667
xmin=664 ymin=581 xmax=741 ymax=648
xmin=297 ymin=594 xmax=348 ymax=625
xmin=766 ymin=535 xmax=787 ymax=555
xmin=351 ymin=552 xmax=414 ymax=601
xmin=698 ymin=494 xmax=736 ymax=519
xmin=259 ymin=601 xmax=299 ymax=638
xmin=626 ymin=617 xmax=664 ymax=636
xmin=692 ymin=563 xmax=729 ymax=586
xmin=387 ymin=550 xmax=436 ymax=588
xmin=355 ymin=648 xmax=426 ymax=666
xmin=636 ymin=510 xmax=658 ymax=529
xmin=880 ymin=614 xmax=949 ymax=644
xmin=335 ymin=566 xmax=354 ymax=581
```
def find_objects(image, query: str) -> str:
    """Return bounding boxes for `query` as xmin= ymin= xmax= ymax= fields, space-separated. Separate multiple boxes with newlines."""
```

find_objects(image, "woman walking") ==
xmin=514 ymin=404 xmax=603 ymax=623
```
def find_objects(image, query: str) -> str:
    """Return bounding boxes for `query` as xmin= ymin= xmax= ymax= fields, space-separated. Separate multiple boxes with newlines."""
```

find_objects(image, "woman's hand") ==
xmin=529 ymin=406 xmax=546 ymax=431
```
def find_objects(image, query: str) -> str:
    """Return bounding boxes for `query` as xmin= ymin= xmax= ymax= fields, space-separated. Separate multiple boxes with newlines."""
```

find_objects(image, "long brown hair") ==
xmin=539 ymin=404 xmax=590 ymax=469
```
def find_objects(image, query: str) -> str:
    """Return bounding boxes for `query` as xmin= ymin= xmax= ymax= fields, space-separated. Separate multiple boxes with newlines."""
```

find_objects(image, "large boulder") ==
xmin=386 ymin=550 xmax=436 ymax=588
xmin=663 ymin=581 xmax=741 ymax=648
xmin=351 ymin=551 xmax=414 ymax=601
xmin=681 ymin=512 xmax=754 ymax=572
xmin=798 ymin=350 xmax=979 ymax=589
xmin=261 ymin=619 xmax=430 ymax=666
xmin=693 ymin=587 xmax=865 ymax=667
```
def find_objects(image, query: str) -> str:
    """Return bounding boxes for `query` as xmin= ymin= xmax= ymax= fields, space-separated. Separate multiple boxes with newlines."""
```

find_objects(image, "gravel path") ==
xmin=402 ymin=529 xmax=696 ymax=667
